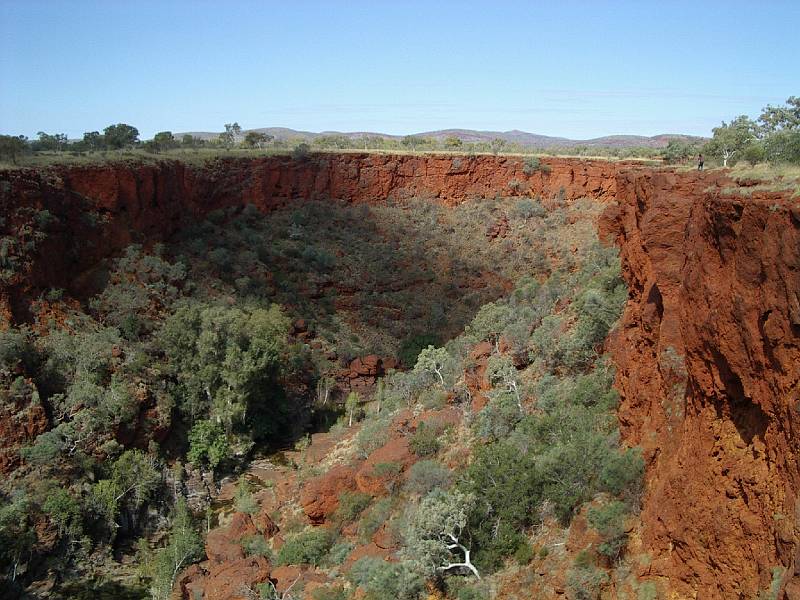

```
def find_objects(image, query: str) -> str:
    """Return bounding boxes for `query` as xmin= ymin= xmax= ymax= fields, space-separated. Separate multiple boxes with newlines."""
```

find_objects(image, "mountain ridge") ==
xmin=176 ymin=126 xmax=706 ymax=148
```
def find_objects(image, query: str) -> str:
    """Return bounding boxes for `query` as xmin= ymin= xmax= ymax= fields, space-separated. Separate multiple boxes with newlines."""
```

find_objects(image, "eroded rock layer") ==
xmin=602 ymin=170 xmax=800 ymax=598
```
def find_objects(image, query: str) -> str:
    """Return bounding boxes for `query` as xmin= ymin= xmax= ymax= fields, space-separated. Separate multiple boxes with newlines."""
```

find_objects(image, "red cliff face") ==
xmin=602 ymin=170 xmax=800 ymax=598
xmin=2 ymin=154 xmax=798 ymax=597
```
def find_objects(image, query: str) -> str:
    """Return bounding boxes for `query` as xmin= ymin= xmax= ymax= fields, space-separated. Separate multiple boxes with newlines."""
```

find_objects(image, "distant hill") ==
xmin=176 ymin=127 xmax=706 ymax=149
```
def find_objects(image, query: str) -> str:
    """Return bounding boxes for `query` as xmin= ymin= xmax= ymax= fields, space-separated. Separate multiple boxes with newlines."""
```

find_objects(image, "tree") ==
xmin=181 ymin=134 xmax=204 ymax=148
xmin=486 ymin=355 xmax=522 ymax=412
xmin=137 ymin=499 xmax=203 ymax=600
xmin=187 ymin=419 xmax=230 ymax=470
xmin=758 ymin=96 xmax=800 ymax=132
xmin=82 ymin=131 xmax=104 ymax=151
xmin=152 ymin=131 xmax=178 ymax=152
xmin=467 ymin=302 xmax=513 ymax=350
xmin=404 ymin=489 xmax=480 ymax=579
xmin=0 ymin=135 xmax=29 ymax=164
xmin=401 ymin=136 xmax=423 ymax=152
xmin=90 ymin=450 xmax=160 ymax=537
xmin=0 ymin=494 xmax=36 ymax=583
xmin=244 ymin=131 xmax=273 ymax=149
xmin=292 ymin=142 xmax=311 ymax=160
xmin=103 ymin=123 xmax=140 ymax=149
xmin=345 ymin=391 xmax=360 ymax=427
xmin=159 ymin=303 xmax=293 ymax=438
xmin=219 ymin=122 xmax=242 ymax=148
xmin=444 ymin=136 xmax=463 ymax=149
xmin=662 ymin=139 xmax=696 ymax=164
xmin=414 ymin=345 xmax=450 ymax=387
xmin=587 ymin=500 xmax=629 ymax=562
xmin=41 ymin=488 xmax=83 ymax=542
xmin=705 ymin=115 xmax=758 ymax=167
xmin=33 ymin=131 xmax=68 ymax=152
xmin=490 ymin=138 xmax=507 ymax=155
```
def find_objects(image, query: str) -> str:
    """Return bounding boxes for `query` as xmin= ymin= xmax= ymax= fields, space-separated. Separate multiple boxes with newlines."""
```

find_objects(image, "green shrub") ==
xmin=355 ymin=419 xmax=390 ymax=459
xmin=241 ymin=534 xmax=272 ymax=559
xmin=419 ymin=388 xmax=449 ymax=410
xmin=335 ymin=491 xmax=371 ymax=524
xmin=514 ymin=540 xmax=534 ymax=565
xmin=234 ymin=478 xmax=259 ymax=515
xmin=599 ymin=447 xmax=644 ymax=502
xmin=324 ymin=540 xmax=354 ymax=567
xmin=347 ymin=556 xmax=424 ymax=600
xmin=358 ymin=497 xmax=393 ymax=542
xmin=565 ymin=560 xmax=608 ymax=600
xmin=522 ymin=156 xmax=551 ymax=175
xmin=276 ymin=528 xmax=334 ymax=566
xmin=409 ymin=422 xmax=441 ymax=457
xmin=475 ymin=390 xmax=522 ymax=441
xmin=42 ymin=487 xmax=83 ymax=539
xmin=587 ymin=500 xmax=629 ymax=561
xmin=404 ymin=460 xmax=452 ymax=496
xmin=512 ymin=198 xmax=546 ymax=219
xmin=187 ymin=419 xmax=230 ymax=470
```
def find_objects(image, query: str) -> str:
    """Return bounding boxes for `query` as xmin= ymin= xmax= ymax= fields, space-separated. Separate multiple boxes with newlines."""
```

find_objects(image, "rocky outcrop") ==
xmin=0 ymin=381 xmax=48 ymax=473
xmin=602 ymin=169 xmax=800 ymax=598
xmin=181 ymin=512 xmax=273 ymax=600
xmin=300 ymin=465 xmax=358 ymax=523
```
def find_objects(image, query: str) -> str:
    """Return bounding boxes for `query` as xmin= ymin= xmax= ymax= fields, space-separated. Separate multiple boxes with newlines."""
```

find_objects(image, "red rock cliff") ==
xmin=602 ymin=170 xmax=800 ymax=598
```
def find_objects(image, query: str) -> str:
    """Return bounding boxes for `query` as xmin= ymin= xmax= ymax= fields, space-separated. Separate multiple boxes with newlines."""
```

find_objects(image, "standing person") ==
xmin=698 ymin=153 xmax=704 ymax=171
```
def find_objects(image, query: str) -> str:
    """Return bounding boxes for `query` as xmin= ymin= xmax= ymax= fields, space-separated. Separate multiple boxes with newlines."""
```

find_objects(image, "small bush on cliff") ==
xmin=234 ymin=477 xmax=259 ymax=514
xmin=405 ymin=460 xmax=452 ymax=496
xmin=358 ymin=497 xmax=394 ymax=542
xmin=277 ymin=527 xmax=334 ymax=566
xmin=355 ymin=418 xmax=390 ymax=459
xmin=409 ymin=422 xmax=442 ymax=457
xmin=512 ymin=197 xmax=545 ymax=220
xmin=335 ymin=491 xmax=372 ymax=524
xmin=348 ymin=556 xmax=424 ymax=600
xmin=587 ymin=500 xmax=630 ymax=562
xmin=565 ymin=555 xmax=608 ymax=600
xmin=187 ymin=419 xmax=230 ymax=471
xmin=522 ymin=156 xmax=551 ymax=175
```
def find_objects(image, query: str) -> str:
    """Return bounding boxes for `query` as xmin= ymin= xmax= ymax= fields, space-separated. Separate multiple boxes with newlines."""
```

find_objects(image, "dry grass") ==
xmin=725 ymin=163 xmax=800 ymax=198
xmin=0 ymin=147 xmax=660 ymax=171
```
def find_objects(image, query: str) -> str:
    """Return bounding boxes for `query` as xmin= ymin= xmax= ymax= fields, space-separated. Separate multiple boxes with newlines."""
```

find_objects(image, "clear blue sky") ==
xmin=1 ymin=0 xmax=798 ymax=139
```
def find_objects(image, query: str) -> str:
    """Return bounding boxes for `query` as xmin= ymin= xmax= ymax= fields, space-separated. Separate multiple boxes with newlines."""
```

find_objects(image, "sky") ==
xmin=1 ymin=0 xmax=798 ymax=140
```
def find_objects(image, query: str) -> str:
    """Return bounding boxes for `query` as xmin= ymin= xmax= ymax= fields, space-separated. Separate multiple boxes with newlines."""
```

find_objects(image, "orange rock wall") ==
xmin=603 ymin=170 xmax=800 ymax=598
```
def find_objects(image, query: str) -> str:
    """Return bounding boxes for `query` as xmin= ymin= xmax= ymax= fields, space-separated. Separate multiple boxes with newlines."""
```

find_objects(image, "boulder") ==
xmin=300 ymin=465 xmax=357 ymax=523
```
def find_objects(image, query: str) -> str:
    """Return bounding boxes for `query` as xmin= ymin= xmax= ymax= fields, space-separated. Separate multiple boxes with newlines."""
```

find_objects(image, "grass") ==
xmin=722 ymin=163 xmax=800 ymax=198
xmin=0 ymin=147 xmax=661 ymax=171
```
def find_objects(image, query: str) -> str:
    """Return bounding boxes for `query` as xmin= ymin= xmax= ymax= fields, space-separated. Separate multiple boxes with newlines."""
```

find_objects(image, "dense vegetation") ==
xmin=328 ymin=207 xmax=642 ymax=598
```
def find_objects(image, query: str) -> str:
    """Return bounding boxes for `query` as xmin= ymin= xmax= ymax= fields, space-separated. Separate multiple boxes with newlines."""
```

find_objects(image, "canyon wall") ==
xmin=1 ymin=154 xmax=799 ymax=597
xmin=603 ymin=170 xmax=800 ymax=598
xmin=0 ymin=154 xmax=622 ymax=316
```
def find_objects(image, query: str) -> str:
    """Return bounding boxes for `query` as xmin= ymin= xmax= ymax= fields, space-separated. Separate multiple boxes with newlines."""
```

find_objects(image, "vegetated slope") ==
xmin=179 ymin=197 xmax=636 ymax=600
xmin=0 ymin=154 xmax=798 ymax=599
